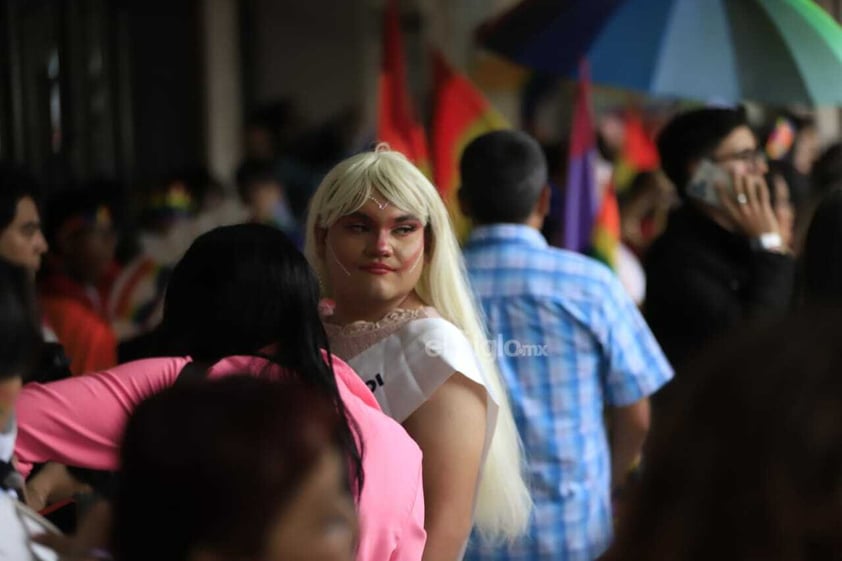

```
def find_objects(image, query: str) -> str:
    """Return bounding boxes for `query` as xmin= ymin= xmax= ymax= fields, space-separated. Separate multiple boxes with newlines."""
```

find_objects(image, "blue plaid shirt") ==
xmin=462 ymin=224 xmax=672 ymax=561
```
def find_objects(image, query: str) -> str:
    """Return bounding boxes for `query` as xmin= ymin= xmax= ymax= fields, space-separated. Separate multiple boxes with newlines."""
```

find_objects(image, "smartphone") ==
xmin=686 ymin=159 xmax=733 ymax=208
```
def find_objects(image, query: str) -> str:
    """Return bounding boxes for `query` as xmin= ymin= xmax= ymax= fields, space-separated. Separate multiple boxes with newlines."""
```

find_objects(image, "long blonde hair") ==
xmin=305 ymin=145 xmax=532 ymax=542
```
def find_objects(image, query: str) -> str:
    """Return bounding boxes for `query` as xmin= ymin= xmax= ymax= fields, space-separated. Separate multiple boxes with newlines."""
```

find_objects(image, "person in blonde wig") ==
xmin=305 ymin=145 xmax=531 ymax=560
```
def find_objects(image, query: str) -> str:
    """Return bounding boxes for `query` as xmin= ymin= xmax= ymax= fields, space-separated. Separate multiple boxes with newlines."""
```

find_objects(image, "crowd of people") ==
xmin=0 ymin=101 xmax=841 ymax=561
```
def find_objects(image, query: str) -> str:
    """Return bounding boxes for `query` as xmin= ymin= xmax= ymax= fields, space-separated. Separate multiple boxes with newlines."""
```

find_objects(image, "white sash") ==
xmin=344 ymin=317 xmax=498 ymax=423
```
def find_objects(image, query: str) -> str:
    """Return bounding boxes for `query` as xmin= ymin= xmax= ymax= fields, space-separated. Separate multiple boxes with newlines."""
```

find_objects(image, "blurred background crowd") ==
xmin=2 ymin=0 xmax=842 ymax=560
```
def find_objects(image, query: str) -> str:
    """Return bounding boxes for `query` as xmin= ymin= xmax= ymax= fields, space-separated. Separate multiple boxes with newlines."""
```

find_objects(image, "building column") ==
xmin=201 ymin=0 xmax=243 ymax=186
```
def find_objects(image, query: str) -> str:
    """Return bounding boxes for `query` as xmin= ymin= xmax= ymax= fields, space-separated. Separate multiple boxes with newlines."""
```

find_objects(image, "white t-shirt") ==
xmin=0 ymin=417 xmax=16 ymax=465
xmin=0 ymin=480 xmax=60 ymax=561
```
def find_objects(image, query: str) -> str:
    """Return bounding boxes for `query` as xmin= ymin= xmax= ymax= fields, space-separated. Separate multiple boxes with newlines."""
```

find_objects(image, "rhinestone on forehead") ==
xmin=368 ymin=196 xmax=389 ymax=210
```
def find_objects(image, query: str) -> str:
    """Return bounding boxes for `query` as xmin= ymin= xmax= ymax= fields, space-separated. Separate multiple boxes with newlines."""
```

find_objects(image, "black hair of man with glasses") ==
xmin=643 ymin=106 xmax=795 ymax=403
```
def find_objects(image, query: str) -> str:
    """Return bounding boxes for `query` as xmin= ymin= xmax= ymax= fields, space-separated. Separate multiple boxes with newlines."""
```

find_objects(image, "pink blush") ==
xmin=400 ymin=244 xmax=425 ymax=273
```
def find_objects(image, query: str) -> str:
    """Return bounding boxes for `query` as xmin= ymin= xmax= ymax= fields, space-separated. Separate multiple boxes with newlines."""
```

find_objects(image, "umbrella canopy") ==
xmin=478 ymin=0 xmax=842 ymax=106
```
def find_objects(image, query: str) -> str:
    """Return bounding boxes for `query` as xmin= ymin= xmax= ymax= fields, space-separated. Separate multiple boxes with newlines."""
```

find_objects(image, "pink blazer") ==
xmin=15 ymin=355 xmax=426 ymax=561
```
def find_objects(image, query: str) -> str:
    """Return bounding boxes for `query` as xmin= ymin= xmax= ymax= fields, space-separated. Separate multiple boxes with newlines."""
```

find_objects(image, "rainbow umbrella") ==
xmin=477 ymin=0 xmax=842 ymax=106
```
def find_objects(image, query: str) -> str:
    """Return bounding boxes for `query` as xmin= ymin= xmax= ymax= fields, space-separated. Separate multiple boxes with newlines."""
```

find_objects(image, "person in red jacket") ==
xmin=39 ymin=189 xmax=117 ymax=375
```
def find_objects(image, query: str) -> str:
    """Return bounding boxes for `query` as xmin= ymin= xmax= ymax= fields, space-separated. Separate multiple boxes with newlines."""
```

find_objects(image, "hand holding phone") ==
xmin=686 ymin=159 xmax=784 ymax=249
xmin=686 ymin=159 xmax=733 ymax=208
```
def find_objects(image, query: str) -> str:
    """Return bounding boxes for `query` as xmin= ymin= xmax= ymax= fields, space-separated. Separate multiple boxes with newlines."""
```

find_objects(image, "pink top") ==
xmin=15 ymin=354 xmax=426 ymax=561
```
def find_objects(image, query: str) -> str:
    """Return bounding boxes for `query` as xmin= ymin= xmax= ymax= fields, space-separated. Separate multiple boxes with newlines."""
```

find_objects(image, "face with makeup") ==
xmin=318 ymin=193 xmax=426 ymax=320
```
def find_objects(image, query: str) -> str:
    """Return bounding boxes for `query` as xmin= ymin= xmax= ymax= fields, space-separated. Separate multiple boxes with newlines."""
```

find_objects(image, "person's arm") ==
xmin=15 ymin=358 xmax=185 ymax=477
xmin=402 ymin=373 xmax=487 ymax=561
xmin=25 ymin=462 xmax=92 ymax=511
xmin=716 ymin=173 xmax=795 ymax=316
xmin=608 ymin=398 xmax=650 ymax=494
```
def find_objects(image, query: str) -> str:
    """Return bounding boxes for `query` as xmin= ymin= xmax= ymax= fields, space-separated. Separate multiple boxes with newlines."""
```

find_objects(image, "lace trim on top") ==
xmin=324 ymin=307 xmax=439 ymax=361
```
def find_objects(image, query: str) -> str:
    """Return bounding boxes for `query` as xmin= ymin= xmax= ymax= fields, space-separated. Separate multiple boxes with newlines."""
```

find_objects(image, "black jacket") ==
xmin=644 ymin=205 xmax=795 ymax=370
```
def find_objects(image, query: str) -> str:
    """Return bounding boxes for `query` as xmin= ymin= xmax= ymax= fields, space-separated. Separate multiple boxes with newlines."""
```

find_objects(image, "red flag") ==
xmin=378 ymin=0 xmax=429 ymax=172
xmin=430 ymin=49 xmax=508 ymax=241
xmin=613 ymin=109 xmax=660 ymax=192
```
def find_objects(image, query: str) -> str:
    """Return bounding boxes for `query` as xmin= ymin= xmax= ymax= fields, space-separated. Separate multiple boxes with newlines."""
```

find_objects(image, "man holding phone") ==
xmin=644 ymin=107 xmax=794 ymax=387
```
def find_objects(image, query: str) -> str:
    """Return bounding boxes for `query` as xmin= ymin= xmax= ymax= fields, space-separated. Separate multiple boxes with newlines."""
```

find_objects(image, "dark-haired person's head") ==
xmin=0 ymin=163 xmax=47 ymax=273
xmin=114 ymin=375 xmax=357 ymax=561
xmin=44 ymin=189 xmax=116 ymax=285
xmin=161 ymin=223 xmax=322 ymax=368
xmin=159 ymin=223 xmax=363 ymax=496
xmin=236 ymin=160 xmax=279 ymax=201
xmin=801 ymin=188 xmax=842 ymax=307
xmin=657 ymin=107 xmax=761 ymax=199
xmin=0 ymin=259 xmax=42 ymax=432
xmin=604 ymin=310 xmax=842 ymax=561
xmin=235 ymin=160 xmax=286 ymax=224
xmin=459 ymin=130 xmax=549 ymax=226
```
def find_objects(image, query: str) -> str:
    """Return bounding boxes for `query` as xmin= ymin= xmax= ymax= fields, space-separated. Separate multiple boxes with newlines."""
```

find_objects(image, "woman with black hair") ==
xmin=14 ymin=224 xmax=426 ymax=561
xmin=0 ymin=259 xmax=55 ymax=559
xmin=0 ymin=260 xmax=42 ymax=489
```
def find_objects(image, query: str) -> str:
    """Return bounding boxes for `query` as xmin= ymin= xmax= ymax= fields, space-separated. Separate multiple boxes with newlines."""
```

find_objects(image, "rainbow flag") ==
xmin=430 ymin=49 xmax=508 ymax=242
xmin=591 ymin=183 xmax=620 ymax=269
xmin=561 ymin=60 xmax=619 ymax=269
xmin=765 ymin=117 xmax=796 ymax=160
xmin=377 ymin=0 xmax=429 ymax=174
xmin=561 ymin=61 xmax=597 ymax=253
xmin=612 ymin=110 xmax=660 ymax=193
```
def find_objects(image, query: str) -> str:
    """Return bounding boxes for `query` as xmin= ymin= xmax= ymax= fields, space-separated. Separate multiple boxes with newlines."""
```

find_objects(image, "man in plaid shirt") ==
xmin=460 ymin=131 xmax=672 ymax=561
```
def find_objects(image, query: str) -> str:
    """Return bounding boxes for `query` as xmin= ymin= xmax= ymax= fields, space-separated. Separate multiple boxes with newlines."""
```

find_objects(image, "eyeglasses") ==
xmin=712 ymin=148 xmax=767 ymax=165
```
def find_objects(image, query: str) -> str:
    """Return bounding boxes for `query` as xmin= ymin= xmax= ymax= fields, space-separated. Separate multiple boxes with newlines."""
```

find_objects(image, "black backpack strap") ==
xmin=174 ymin=360 xmax=210 ymax=387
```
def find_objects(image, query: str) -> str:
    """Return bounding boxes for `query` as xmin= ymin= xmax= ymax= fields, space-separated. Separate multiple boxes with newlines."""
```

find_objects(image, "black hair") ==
xmin=801 ymin=188 xmax=842 ymax=307
xmin=766 ymin=160 xmax=796 ymax=207
xmin=234 ymin=159 xmax=280 ymax=204
xmin=657 ymin=107 xmax=749 ymax=198
xmin=0 ymin=259 xmax=42 ymax=381
xmin=114 ymin=375 xmax=348 ymax=561
xmin=159 ymin=223 xmax=363 ymax=496
xmin=43 ymin=187 xmax=113 ymax=249
xmin=0 ymin=162 xmax=41 ymax=231
xmin=459 ymin=130 xmax=548 ymax=225
xmin=812 ymin=142 xmax=842 ymax=197
xmin=619 ymin=170 xmax=659 ymax=209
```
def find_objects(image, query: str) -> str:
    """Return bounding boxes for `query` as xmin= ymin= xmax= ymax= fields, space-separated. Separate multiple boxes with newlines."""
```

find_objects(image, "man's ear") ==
xmin=457 ymin=188 xmax=471 ymax=219
xmin=314 ymin=226 xmax=328 ymax=259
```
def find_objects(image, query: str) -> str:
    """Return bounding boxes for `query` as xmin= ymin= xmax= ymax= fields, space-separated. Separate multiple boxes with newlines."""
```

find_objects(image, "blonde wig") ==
xmin=305 ymin=145 xmax=531 ymax=542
